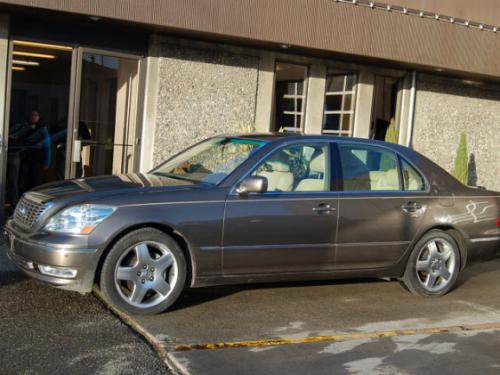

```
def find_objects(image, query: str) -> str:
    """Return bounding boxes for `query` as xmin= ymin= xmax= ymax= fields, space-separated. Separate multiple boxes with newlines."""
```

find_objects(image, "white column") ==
xmin=139 ymin=53 xmax=160 ymax=172
xmin=352 ymin=70 xmax=375 ymax=139
xmin=303 ymin=63 xmax=327 ymax=135
xmin=254 ymin=52 xmax=275 ymax=133
xmin=397 ymin=72 xmax=417 ymax=146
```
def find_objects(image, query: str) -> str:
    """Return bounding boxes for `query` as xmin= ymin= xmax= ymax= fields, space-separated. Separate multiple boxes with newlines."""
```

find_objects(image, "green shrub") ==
xmin=384 ymin=118 xmax=399 ymax=144
xmin=239 ymin=122 xmax=255 ymax=133
xmin=451 ymin=132 xmax=469 ymax=185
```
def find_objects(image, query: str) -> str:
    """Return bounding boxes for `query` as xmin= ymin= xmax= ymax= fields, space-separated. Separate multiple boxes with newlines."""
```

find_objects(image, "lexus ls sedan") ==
xmin=5 ymin=134 xmax=500 ymax=314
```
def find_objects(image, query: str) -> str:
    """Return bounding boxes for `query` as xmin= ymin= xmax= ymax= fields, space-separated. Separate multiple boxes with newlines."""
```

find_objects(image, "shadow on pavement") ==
xmin=0 ymin=270 xmax=26 ymax=287
xmin=169 ymin=277 xmax=385 ymax=312
xmin=168 ymin=256 xmax=500 ymax=313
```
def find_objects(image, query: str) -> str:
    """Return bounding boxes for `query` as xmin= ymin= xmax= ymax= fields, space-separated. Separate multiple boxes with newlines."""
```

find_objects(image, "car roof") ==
xmin=226 ymin=132 xmax=405 ymax=150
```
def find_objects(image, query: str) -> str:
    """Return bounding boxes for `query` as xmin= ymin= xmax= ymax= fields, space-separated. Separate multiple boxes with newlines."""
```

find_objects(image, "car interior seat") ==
xmin=257 ymin=160 xmax=294 ymax=192
xmin=368 ymin=169 xmax=399 ymax=190
xmin=294 ymin=153 xmax=326 ymax=191
xmin=340 ymin=151 xmax=371 ymax=191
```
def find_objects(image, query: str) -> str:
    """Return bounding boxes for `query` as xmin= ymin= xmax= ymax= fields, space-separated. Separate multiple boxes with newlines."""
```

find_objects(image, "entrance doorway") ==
xmin=4 ymin=40 xmax=141 ymax=214
xmin=370 ymin=76 xmax=401 ymax=141
xmin=70 ymin=50 xmax=140 ymax=178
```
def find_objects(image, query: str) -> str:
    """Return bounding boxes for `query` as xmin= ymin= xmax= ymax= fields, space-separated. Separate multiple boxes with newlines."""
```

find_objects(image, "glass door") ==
xmin=4 ymin=39 xmax=73 ymax=214
xmin=68 ymin=48 xmax=141 ymax=178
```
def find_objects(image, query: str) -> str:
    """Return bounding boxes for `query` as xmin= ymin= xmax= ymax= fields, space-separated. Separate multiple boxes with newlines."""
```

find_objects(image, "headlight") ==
xmin=45 ymin=204 xmax=115 ymax=234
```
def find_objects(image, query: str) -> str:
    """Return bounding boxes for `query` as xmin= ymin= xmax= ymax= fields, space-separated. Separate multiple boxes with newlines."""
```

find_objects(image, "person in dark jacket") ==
xmin=6 ymin=121 xmax=30 ymax=207
xmin=19 ymin=110 xmax=52 ymax=193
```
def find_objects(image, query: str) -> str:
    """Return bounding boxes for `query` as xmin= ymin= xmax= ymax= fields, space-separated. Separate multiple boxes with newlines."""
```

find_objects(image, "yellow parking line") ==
xmin=174 ymin=322 xmax=500 ymax=352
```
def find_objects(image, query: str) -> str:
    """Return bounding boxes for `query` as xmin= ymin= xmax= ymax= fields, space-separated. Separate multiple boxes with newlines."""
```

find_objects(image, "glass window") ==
xmin=252 ymin=143 xmax=329 ymax=192
xmin=323 ymin=72 xmax=357 ymax=136
xmin=338 ymin=144 xmax=400 ymax=191
xmin=273 ymin=63 xmax=308 ymax=132
xmin=154 ymin=137 xmax=267 ymax=184
xmin=401 ymin=159 xmax=426 ymax=191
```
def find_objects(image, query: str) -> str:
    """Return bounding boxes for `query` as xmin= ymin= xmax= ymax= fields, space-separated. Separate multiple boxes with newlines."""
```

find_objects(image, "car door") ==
xmin=334 ymin=141 xmax=428 ymax=270
xmin=222 ymin=141 xmax=338 ymax=275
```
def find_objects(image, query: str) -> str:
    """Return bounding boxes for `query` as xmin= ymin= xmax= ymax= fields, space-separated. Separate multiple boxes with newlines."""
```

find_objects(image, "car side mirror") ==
xmin=236 ymin=176 xmax=268 ymax=195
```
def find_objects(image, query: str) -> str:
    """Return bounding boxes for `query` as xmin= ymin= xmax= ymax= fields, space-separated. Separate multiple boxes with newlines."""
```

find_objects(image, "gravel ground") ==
xmin=0 ymin=243 xmax=170 ymax=375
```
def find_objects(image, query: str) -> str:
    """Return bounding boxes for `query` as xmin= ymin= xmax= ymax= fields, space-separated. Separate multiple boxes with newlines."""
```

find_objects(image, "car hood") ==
xmin=28 ymin=173 xmax=202 ymax=205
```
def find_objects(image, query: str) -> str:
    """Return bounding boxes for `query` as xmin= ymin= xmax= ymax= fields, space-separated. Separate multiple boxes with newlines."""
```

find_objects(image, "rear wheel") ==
xmin=402 ymin=230 xmax=460 ymax=297
xmin=99 ymin=228 xmax=187 ymax=315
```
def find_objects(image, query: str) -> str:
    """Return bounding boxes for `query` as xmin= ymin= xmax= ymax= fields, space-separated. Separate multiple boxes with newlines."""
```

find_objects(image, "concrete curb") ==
xmin=92 ymin=287 xmax=190 ymax=375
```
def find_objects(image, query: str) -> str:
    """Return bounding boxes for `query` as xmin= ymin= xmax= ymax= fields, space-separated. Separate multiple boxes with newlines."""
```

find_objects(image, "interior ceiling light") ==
xmin=13 ymin=51 xmax=56 ymax=59
xmin=12 ymin=66 xmax=25 ymax=71
xmin=12 ymin=59 xmax=40 ymax=66
xmin=13 ymin=40 xmax=72 ymax=51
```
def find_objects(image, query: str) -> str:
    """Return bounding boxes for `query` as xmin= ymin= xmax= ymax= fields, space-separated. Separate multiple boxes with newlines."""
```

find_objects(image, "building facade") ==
xmin=0 ymin=0 xmax=499 ymax=217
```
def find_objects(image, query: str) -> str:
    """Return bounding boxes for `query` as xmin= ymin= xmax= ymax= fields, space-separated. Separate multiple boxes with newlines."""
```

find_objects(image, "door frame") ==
xmin=0 ymin=24 xmax=12 ymax=222
xmin=66 ymin=46 xmax=144 ymax=179
xmin=1 ymin=38 xmax=146 ymax=220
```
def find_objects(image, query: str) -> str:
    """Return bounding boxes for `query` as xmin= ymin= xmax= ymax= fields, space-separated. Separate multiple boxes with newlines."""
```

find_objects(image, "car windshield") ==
xmin=153 ymin=137 xmax=268 ymax=184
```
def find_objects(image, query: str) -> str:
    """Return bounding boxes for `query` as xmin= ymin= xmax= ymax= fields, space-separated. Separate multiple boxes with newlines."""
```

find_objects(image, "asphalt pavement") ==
xmin=0 ymin=243 xmax=170 ymax=375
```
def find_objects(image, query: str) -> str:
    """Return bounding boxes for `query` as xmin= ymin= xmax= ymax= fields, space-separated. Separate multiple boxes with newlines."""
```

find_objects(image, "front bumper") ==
xmin=4 ymin=221 xmax=100 ymax=294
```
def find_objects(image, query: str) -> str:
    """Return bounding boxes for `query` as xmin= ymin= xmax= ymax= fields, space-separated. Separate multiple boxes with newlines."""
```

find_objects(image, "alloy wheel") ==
xmin=114 ymin=241 xmax=178 ymax=309
xmin=415 ymin=238 xmax=457 ymax=293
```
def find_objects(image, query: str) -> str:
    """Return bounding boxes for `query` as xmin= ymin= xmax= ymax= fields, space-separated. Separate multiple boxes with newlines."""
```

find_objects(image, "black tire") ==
xmin=99 ymin=228 xmax=187 ymax=315
xmin=401 ymin=230 xmax=461 ymax=297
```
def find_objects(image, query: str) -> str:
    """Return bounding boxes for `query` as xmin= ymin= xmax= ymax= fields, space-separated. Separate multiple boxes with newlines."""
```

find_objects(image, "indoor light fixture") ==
xmin=13 ymin=51 xmax=56 ymax=59
xmin=12 ymin=59 xmax=40 ymax=66
xmin=13 ymin=40 xmax=72 ymax=51
xmin=12 ymin=66 xmax=25 ymax=71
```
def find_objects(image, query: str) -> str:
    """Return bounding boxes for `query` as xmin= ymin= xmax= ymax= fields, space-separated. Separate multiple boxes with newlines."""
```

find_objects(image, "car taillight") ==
xmin=497 ymin=216 xmax=500 ymax=227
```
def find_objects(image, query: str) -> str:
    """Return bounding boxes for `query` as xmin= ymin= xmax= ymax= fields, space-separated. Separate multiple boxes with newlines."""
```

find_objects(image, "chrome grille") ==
xmin=14 ymin=196 xmax=51 ymax=228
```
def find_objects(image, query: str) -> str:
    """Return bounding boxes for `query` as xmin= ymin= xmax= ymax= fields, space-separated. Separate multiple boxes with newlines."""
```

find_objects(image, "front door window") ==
xmin=252 ymin=143 xmax=330 ymax=192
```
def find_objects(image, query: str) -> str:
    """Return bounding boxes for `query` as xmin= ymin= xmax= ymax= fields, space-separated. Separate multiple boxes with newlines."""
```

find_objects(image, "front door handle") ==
xmin=312 ymin=203 xmax=336 ymax=214
xmin=402 ymin=201 xmax=423 ymax=213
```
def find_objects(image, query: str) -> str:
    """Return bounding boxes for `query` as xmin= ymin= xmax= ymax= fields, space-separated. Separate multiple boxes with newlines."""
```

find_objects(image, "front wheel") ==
xmin=401 ymin=230 xmax=460 ymax=297
xmin=99 ymin=228 xmax=187 ymax=315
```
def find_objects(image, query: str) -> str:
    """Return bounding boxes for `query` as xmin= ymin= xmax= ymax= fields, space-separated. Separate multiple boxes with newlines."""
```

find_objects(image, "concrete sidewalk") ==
xmin=126 ymin=257 xmax=500 ymax=374
xmin=172 ymin=328 xmax=500 ymax=375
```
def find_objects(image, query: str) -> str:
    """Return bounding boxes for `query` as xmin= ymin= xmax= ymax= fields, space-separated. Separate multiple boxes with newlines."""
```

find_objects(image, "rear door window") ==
xmin=337 ymin=143 xmax=401 ymax=191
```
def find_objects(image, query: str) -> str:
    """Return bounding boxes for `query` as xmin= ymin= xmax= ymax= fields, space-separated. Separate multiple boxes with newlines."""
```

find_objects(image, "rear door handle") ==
xmin=312 ymin=203 xmax=336 ymax=214
xmin=402 ymin=201 xmax=423 ymax=213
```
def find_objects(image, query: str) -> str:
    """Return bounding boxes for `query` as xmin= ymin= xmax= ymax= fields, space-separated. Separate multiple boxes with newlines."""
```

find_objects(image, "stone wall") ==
xmin=150 ymin=36 xmax=259 ymax=166
xmin=412 ymin=74 xmax=500 ymax=192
